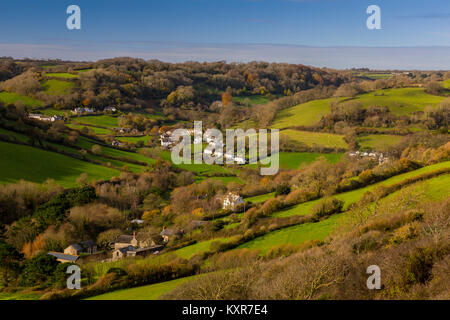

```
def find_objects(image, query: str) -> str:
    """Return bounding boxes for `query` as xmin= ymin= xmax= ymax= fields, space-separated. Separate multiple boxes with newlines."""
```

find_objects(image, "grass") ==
xmin=40 ymin=108 xmax=68 ymax=116
xmin=66 ymin=124 xmax=112 ymax=135
xmin=116 ymin=136 xmax=150 ymax=144
xmin=238 ymin=213 xmax=344 ymax=253
xmin=0 ymin=291 xmax=41 ymax=300
xmin=272 ymin=98 xmax=337 ymax=129
xmin=75 ymin=115 xmax=119 ymax=128
xmin=357 ymin=134 xmax=404 ymax=151
xmin=240 ymin=170 xmax=450 ymax=254
xmin=45 ymin=72 xmax=79 ymax=79
xmin=173 ymin=237 xmax=236 ymax=260
xmin=246 ymin=192 xmax=276 ymax=204
xmin=0 ymin=141 xmax=120 ymax=187
xmin=352 ymin=88 xmax=444 ymax=116
xmin=281 ymin=129 xmax=348 ymax=149
xmin=272 ymin=161 xmax=450 ymax=218
xmin=42 ymin=79 xmax=76 ymax=95
xmin=86 ymin=274 xmax=200 ymax=300
xmin=0 ymin=91 xmax=42 ymax=107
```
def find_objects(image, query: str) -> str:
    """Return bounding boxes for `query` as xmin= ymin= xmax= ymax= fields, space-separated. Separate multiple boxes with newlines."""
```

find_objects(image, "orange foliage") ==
xmin=222 ymin=92 xmax=232 ymax=106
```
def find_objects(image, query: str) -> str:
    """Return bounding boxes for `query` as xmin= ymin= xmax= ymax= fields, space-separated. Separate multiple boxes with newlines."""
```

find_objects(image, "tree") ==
xmin=76 ymin=173 xmax=89 ymax=186
xmin=91 ymin=144 xmax=102 ymax=155
xmin=0 ymin=242 xmax=23 ymax=287
xmin=20 ymin=253 xmax=59 ymax=286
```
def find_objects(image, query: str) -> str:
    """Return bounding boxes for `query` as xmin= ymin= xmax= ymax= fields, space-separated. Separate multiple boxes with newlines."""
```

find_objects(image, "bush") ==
xmin=311 ymin=198 xmax=344 ymax=221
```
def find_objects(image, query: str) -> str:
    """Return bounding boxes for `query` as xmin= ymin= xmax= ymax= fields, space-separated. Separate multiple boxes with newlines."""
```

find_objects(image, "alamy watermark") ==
xmin=366 ymin=265 xmax=381 ymax=290
xmin=168 ymin=121 xmax=279 ymax=175
xmin=66 ymin=5 xmax=81 ymax=30
xmin=367 ymin=5 xmax=381 ymax=30
xmin=67 ymin=265 xmax=81 ymax=289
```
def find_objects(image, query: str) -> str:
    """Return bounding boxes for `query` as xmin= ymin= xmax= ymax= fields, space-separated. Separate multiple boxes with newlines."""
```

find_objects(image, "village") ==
xmin=46 ymin=192 xmax=244 ymax=265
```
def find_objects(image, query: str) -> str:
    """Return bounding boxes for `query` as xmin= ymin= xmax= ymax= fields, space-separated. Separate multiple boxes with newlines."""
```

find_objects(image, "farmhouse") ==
xmin=72 ymin=107 xmax=94 ymax=114
xmin=160 ymin=227 xmax=184 ymax=243
xmin=27 ymin=114 xmax=63 ymax=122
xmin=112 ymin=245 xmax=135 ymax=261
xmin=48 ymin=252 xmax=79 ymax=264
xmin=104 ymin=106 xmax=117 ymax=113
xmin=222 ymin=192 xmax=244 ymax=211
xmin=114 ymin=233 xmax=138 ymax=250
xmin=64 ymin=240 xmax=97 ymax=255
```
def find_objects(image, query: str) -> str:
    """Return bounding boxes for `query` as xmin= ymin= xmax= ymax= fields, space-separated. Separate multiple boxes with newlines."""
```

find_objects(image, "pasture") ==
xmin=357 ymin=134 xmax=403 ymax=151
xmin=0 ymin=91 xmax=42 ymax=107
xmin=45 ymin=72 xmax=79 ymax=79
xmin=42 ymin=80 xmax=76 ymax=95
xmin=280 ymin=129 xmax=348 ymax=149
xmin=75 ymin=115 xmax=119 ymax=128
xmin=272 ymin=98 xmax=337 ymax=129
xmin=0 ymin=141 xmax=119 ymax=187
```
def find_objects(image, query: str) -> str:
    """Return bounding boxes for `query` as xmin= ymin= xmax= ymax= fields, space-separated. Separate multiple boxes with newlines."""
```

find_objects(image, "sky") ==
xmin=1 ymin=0 xmax=450 ymax=69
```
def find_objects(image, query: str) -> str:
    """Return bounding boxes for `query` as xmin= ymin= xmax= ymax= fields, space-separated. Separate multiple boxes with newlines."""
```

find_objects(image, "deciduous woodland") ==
xmin=0 ymin=57 xmax=448 ymax=300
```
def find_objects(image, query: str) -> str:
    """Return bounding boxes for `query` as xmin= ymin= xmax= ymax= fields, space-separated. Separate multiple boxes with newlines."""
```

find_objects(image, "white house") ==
xmin=222 ymin=192 xmax=244 ymax=211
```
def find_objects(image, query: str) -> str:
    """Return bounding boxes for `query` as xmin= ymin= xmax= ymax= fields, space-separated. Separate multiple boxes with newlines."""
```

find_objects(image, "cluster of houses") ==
xmin=111 ymin=140 xmax=126 ymax=147
xmin=46 ymin=226 xmax=189 ymax=264
xmin=72 ymin=107 xmax=94 ymax=115
xmin=28 ymin=113 xmax=63 ymax=122
xmin=159 ymin=130 xmax=247 ymax=164
xmin=104 ymin=106 xmax=117 ymax=113
xmin=349 ymin=150 xmax=388 ymax=164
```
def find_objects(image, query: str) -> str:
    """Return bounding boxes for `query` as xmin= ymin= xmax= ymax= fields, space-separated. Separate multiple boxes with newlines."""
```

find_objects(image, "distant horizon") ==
xmin=2 ymin=42 xmax=450 ymax=71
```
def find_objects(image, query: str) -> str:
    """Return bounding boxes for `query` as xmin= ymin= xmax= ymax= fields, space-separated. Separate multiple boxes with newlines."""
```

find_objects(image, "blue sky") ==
xmin=1 ymin=0 xmax=450 ymax=69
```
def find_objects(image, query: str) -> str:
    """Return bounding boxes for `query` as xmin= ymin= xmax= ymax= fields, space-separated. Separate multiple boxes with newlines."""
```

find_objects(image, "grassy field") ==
xmin=272 ymin=98 xmax=337 ymax=129
xmin=246 ymin=192 xmax=276 ymax=204
xmin=281 ymin=129 xmax=348 ymax=149
xmin=66 ymin=124 xmax=112 ymax=135
xmin=45 ymin=72 xmax=79 ymax=79
xmin=42 ymin=79 xmax=76 ymax=95
xmin=173 ymin=237 xmax=236 ymax=260
xmin=352 ymin=88 xmax=444 ymax=115
xmin=87 ymin=275 xmax=202 ymax=300
xmin=0 ymin=141 xmax=120 ymax=187
xmin=40 ymin=108 xmax=68 ymax=116
xmin=0 ymin=91 xmax=43 ymax=107
xmin=0 ymin=291 xmax=41 ymax=300
xmin=116 ymin=136 xmax=150 ymax=144
xmin=272 ymin=161 xmax=450 ymax=218
xmin=233 ymin=94 xmax=270 ymax=105
xmin=239 ymin=213 xmax=344 ymax=253
xmin=240 ymin=171 xmax=450 ymax=253
xmin=357 ymin=134 xmax=404 ymax=151
xmin=75 ymin=115 xmax=119 ymax=128
xmin=245 ymin=152 xmax=342 ymax=170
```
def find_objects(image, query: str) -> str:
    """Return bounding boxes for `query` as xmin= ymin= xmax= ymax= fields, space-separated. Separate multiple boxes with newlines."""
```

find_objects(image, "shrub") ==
xmin=311 ymin=198 xmax=344 ymax=221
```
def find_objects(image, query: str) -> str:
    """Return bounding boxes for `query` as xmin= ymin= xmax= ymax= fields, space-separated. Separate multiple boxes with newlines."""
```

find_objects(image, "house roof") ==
xmin=133 ymin=245 xmax=164 ymax=253
xmin=48 ymin=252 xmax=79 ymax=262
xmin=115 ymin=245 xmax=136 ymax=254
xmin=116 ymin=235 xmax=134 ymax=243
xmin=80 ymin=240 xmax=96 ymax=248
xmin=66 ymin=244 xmax=83 ymax=251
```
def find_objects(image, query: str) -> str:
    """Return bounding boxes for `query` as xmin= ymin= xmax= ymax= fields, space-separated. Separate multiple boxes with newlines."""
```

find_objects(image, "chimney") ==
xmin=133 ymin=232 xmax=136 ymax=240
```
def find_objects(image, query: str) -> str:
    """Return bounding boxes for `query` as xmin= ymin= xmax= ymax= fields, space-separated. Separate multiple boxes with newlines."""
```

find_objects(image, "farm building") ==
xmin=48 ymin=252 xmax=79 ymax=264
xmin=64 ymin=240 xmax=97 ymax=255
xmin=222 ymin=192 xmax=244 ymax=211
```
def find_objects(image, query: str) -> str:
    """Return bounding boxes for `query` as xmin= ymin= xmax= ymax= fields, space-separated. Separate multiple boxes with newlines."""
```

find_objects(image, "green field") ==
xmin=352 ymin=88 xmax=444 ymax=115
xmin=272 ymin=161 xmax=450 ymax=218
xmin=281 ymin=129 xmax=348 ymax=149
xmin=75 ymin=115 xmax=119 ymax=128
xmin=239 ymin=213 xmax=344 ymax=253
xmin=172 ymin=237 xmax=236 ymax=260
xmin=233 ymin=94 xmax=270 ymax=105
xmin=272 ymin=98 xmax=337 ymax=129
xmin=87 ymin=274 xmax=200 ymax=300
xmin=246 ymin=192 xmax=276 ymax=204
xmin=42 ymin=80 xmax=76 ymax=95
xmin=116 ymin=136 xmax=150 ymax=144
xmin=0 ymin=141 xmax=120 ymax=187
xmin=240 ymin=171 xmax=450 ymax=253
xmin=66 ymin=124 xmax=112 ymax=135
xmin=0 ymin=291 xmax=41 ymax=300
xmin=357 ymin=134 xmax=404 ymax=151
xmin=0 ymin=91 xmax=42 ymax=107
xmin=45 ymin=72 xmax=79 ymax=79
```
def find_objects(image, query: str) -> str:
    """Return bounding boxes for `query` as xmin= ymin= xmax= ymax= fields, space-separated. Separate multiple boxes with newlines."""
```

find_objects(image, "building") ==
xmin=72 ymin=107 xmax=94 ymax=115
xmin=126 ymin=245 xmax=164 ymax=258
xmin=114 ymin=233 xmax=138 ymax=250
xmin=64 ymin=240 xmax=97 ymax=255
xmin=104 ymin=106 xmax=117 ymax=113
xmin=27 ymin=114 xmax=63 ymax=122
xmin=48 ymin=252 xmax=79 ymax=264
xmin=222 ymin=192 xmax=244 ymax=211
xmin=111 ymin=245 xmax=135 ymax=261
xmin=160 ymin=227 xmax=184 ymax=243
